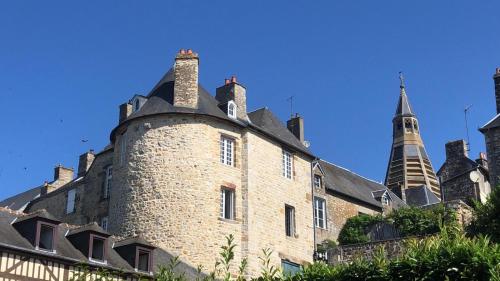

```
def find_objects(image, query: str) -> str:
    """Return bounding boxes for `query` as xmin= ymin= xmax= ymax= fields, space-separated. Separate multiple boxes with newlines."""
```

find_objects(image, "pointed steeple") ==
xmin=384 ymin=73 xmax=441 ymax=204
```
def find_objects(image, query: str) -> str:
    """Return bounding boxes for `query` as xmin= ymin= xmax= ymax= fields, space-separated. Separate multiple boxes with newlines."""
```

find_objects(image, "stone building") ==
xmin=312 ymin=160 xmax=405 ymax=246
xmin=479 ymin=68 xmax=500 ymax=188
xmin=384 ymin=75 xmax=441 ymax=204
xmin=437 ymin=140 xmax=490 ymax=205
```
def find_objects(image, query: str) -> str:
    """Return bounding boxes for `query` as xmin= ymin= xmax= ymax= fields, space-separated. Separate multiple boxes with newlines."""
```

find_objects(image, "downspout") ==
xmin=311 ymin=159 xmax=317 ymax=255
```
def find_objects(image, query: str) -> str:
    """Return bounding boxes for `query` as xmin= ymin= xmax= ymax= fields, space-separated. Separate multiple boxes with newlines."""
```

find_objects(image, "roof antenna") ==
xmin=286 ymin=96 xmax=295 ymax=118
xmin=399 ymin=71 xmax=405 ymax=89
xmin=464 ymin=104 xmax=472 ymax=152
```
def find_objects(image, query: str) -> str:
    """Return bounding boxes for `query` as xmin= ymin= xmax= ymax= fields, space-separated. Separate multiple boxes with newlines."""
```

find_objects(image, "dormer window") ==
xmin=382 ymin=192 xmax=391 ymax=206
xmin=36 ymin=222 xmax=56 ymax=252
xmin=114 ymin=236 xmax=155 ymax=274
xmin=227 ymin=101 xmax=237 ymax=119
xmin=134 ymin=99 xmax=140 ymax=112
xmin=136 ymin=247 xmax=152 ymax=272
xmin=314 ymin=175 xmax=322 ymax=188
xmin=89 ymin=234 xmax=107 ymax=263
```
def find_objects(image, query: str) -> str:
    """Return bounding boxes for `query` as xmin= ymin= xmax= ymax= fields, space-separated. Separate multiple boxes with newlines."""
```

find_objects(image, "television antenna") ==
xmin=464 ymin=104 xmax=472 ymax=151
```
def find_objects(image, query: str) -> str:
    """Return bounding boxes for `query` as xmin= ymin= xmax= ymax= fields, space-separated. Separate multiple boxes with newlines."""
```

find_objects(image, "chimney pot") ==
xmin=179 ymin=49 xmax=186 ymax=54
xmin=287 ymin=115 xmax=305 ymax=143
xmin=187 ymin=49 xmax=193 ymax=54
xmin=225 ymin=78 xmax=230 ymax=85
xmin=231 ymin=76 xmax=237 ymax=83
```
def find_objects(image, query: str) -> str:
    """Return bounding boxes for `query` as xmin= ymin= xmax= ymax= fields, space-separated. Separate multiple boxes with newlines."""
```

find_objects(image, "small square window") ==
xmin=285 ymin=205 xmax=295 ymax=237
xmin=314 ymin=175 xmax=322 ymax=188
xmin=137 ymin=248 xmax=151 ymax=272
xmin=90 ymin=236 xmax=106 ymax=262
xmin=37 ymin=223 xmax=55 ymax=251
xmin=220 ymin=188 xmax=235 ymax=220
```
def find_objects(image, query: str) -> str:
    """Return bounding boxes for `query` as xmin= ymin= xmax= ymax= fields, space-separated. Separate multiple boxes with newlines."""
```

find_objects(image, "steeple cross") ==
xmin=399 ymin=71 xmax=405 ymax=88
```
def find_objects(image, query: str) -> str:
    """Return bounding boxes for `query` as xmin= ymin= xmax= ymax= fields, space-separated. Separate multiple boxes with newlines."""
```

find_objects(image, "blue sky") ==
xmin=1 ymin=1 xmax=499 ymax=199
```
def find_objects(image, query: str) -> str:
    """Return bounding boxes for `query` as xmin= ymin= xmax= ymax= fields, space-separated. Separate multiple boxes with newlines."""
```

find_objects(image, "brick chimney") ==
xmin=215 ymin=76 xmax=248 ymax=120
xmin=287 ymin=114 xmax=304 ymax=143
xmin=494 ymin=68 xmax=500 ymax=114
xmin=78 ymin=150 xmax=95 ymax=177
xmin=445 ymin=140 xmax=468 ymax=161
xmin=173 ymin=49 xmax=199 ymax=109
xmin=119 ymin=103 xmax=132 ymax=123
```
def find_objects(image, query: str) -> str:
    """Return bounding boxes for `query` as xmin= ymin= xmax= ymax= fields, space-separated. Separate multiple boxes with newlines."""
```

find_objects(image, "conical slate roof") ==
xmin=395 ymin=87 xmax=414 ymax=116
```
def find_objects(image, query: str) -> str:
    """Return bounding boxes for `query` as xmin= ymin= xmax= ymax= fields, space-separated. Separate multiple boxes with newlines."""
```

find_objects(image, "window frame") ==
xmin=314 ymin=197 xmax=327 ymax=229
xmin=285 ymin=205 xmax=296 ymax=237
xmin=135 ymin=246 xmax=153 ymax=273
xmin=281 ymin=259 xmax=301 ymax=276
xmin=220 ymin=136 xmax=235 ymax=166
xmin=100 ymin=217 xmax=109 ymax=231
xmin=314 ymin=175 xmax=322 ymax=188
xmin=88 ymin=234 xmax=107 ymax=264
xmin=227 ymin=101 xmax=237 ymax=119
xmin=282 ymin=149 xmax=293 ymax=179
xmin=103 ymin=166 xmax=113 ymax=199
xmin=220 ymin=187 xmax=235 ymax=220
xmin=35 ymin=221 xmax=57 ymax=253
xmin=66 ymin=189 xmax=76 ymax=214
xmin=134 ymin=99 xmax=140 ymax=112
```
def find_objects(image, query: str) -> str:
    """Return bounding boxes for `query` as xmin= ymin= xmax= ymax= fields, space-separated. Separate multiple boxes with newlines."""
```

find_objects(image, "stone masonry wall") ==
xmin=27 ymin=150 xmax=113 ymax=226
xmin=484 ymin=128 xmax=500 ymax=188
xmin=328 ymin=237 xmax=407 ymax=265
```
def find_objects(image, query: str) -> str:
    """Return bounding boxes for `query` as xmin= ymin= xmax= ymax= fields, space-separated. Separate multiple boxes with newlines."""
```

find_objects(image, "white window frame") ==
xmin=227 ymin=101 xmax=237 ymax=119
xmin=382 ymin=192 xmax=390 ymax=206
xmin=282 ymin=150 xmax=293 ymax=179
xmin=220 ymin=188 xmax=235 ymax=220
xmin=66 ymin=189 xmax=76 ymax=214
xmin=220 ymin=136 xmax=234 ymax=166
xmin=100 ymin=217 xmax=109 ymax=231
xmin=119 ymin=134 xmax=127 ymax=166
xmin=314 ymin=197 xmax=327 ymax=229
xmin=104 ymin=166 xmax=112 ymax=199
xmin=314 ymin=175 xmax=322 ymax=188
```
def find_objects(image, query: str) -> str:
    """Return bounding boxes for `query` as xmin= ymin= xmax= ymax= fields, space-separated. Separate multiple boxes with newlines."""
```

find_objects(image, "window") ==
xmin=281 ymin=260 xmax=301 ymax=276
xmin=314 ymin=197 xmax=327 ymax=229
xmin=90 ymin=235 xmax=106 ymax=262
xmin=220 ymin=136 xmax=234 ymax=166
xmin=314 ymin=175 xmax=322 ymax=188
xmin=136 ymin=248 xmax=152 ymax=272
xmin=134 ymin=99 xmax=140 ymax=112
xmin=220 ymin=188 xmax=235 ymax=220
xmin=66 ymin=189 xmax=76 ymax=214
xmin=282 ymin=150 xmax=293 ymax=179
xmin=382 ymin=193 xmax=390 ymax=206
xmin=36 ymin=223 xmax=55 ymax=251
xmin=103 ymin=166 xmax=112 ymax=199
xmin=100 ymin=217 xmax=109 ymax=231
xmin=285 ymin=205 xmax=295 ymax=237
xmin=119 ymin=134 xmax=127 ymax=166
xmin=227 ymin=101 xmax=237 ymax=119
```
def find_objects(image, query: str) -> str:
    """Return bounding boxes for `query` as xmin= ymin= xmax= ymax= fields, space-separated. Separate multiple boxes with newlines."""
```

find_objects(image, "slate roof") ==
xmin=318 ymin=160 xmax=406 ymax=209
xmin=0 ymin=186 xmax=42 ymax=211
xmin=113 ymin=68 xmax=311 ymax=156
xmin=0 ymin=208 xmax=200 ymax=277
xmin=405 ymin=185 xmax=441 ymax=207
xmin=395 ymin=87 xmax=414 ymax=117
xmin=479 ymin=113 xmax=500 ymax=132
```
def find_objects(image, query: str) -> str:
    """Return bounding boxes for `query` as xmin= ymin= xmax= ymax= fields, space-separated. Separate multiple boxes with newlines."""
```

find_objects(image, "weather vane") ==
xmin=399 ymin=71 xmax=405 ymax=88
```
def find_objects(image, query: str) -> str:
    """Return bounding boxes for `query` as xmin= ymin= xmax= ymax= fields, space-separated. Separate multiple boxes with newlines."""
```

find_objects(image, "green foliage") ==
xmin=155 ymin=256 xmax=187 ymax=281
xmin=316 ymin=239 xmax=337 ymax=253
xmin=337 ymin=214 xmax=384 ymax=245
xmin=468 ymin=186 xmax=500 ymax=243
xmin=388 ymin=204 xmax=457 ymax=237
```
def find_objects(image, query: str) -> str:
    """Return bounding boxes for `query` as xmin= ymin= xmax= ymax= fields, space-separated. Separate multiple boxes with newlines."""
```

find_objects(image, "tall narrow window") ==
xmin=36 ymin=223 xmax=55 ymax=251
xmin=285 ymin=205 xmax=295 ymax=237
xmin=136 ymin=248 xmax=152 ymax=272
xmin=314 ymin=175 xmax=322 ymax=188
xmin=220 ymin=136 xmax=234 ymax=166
xmin=220 ymin=188 xmax=235 ymax=220
xmin=282 ymin=150 xmax=293 ymax=179
xmin=314 ymin=197 xmax=326 ymax=229
xmin=134 ymin=99 xmax=140 ymax=112
xmin=100 ymin=217 xmax=109 ymax=231
xmin=227 ymin=101 xmax=237 ymax=119
xmin=66 ymin=189 xmax=76 ymax=214
xmin=119 ymin=134 xmax=127 ymax=166
xmin=90 ymin=235 xmax=106 ymax=262
xmin=103 ymin=166 xmax=112 ymax=199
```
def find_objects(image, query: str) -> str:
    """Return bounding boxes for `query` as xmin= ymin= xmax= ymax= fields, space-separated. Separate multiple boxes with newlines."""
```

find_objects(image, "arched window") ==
xmin=227 ymin=101 xmax=237 ymax=119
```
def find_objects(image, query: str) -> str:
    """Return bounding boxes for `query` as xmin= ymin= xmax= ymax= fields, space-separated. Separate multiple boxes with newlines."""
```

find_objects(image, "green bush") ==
xmin=387 ymin=204 xmax=456 ymax=237
xmin=337 ymin=214 xmax=384 ymax=245
xmin=468 ymin=186 xmax=500 ymax=243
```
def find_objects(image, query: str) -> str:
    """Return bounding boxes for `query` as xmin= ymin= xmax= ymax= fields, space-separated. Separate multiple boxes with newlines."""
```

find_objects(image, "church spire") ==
xmin=384 ymin=73 xmax=441 ymax=205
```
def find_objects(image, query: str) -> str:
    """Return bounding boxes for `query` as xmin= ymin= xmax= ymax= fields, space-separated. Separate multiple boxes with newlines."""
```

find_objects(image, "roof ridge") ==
xmin=319 ymin=159 xmax=385 ymax=186
xmin=482 ymin=113 xmax=500 ymax=128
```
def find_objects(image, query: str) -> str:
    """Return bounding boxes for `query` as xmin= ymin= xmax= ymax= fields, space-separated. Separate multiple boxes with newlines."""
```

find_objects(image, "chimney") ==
xmin=494 ymin=68 xmax=500 ymax=114
xmin=78 ymin=150 xmax=95 ymax=177
xmin=215 ymin=76 xmax=248 ymax=120
xmin=53 ymin=165 xmax=74 ymax=185
xmin=173 ymin=49 xmax=199 ymax=109
xmin=119 ymin=103 xmax=132 ymax=123
xmin=445 ymin=140 xmax=468 ymax=161
xmin=476 ymin=152 xmax=488 ymax=169
xmin=287 ymin=114 xmax=305 ymax=143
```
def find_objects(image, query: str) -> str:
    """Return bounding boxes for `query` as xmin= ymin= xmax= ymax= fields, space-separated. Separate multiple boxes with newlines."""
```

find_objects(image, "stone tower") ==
xmin=384 ymin=74 xmax=440 ymax=201
xmin=479 ymin=68 xmax=500 ymax=188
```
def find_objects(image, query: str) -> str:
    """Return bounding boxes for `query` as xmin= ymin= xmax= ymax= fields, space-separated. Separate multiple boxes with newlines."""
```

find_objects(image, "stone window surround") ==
xmin=313 ymin=197 xmax=327 ymax=229
xmin=220 ymin=186 xmax=236 ymax=221
xmin=285 ymin=204 xmax=296 ymax=238
xmin=220 ymin=135 xmax=235 ymax=167
xmin=282 ymin=149 xmax=294 ymax=180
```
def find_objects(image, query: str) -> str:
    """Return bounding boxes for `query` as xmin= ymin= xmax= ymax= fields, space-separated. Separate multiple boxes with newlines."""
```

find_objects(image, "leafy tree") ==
xmin=337 ymin=214 xmax=384 ymax=245
xmin=468 ymin=186 xmax=500 ymax=243
xmin=387 ymin=204 xmax=456 ymax=237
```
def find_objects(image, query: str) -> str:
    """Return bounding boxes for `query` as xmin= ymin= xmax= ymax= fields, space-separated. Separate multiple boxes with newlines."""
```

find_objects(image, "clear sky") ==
xmin=1 ymin=1 xmax=499 ymax=200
